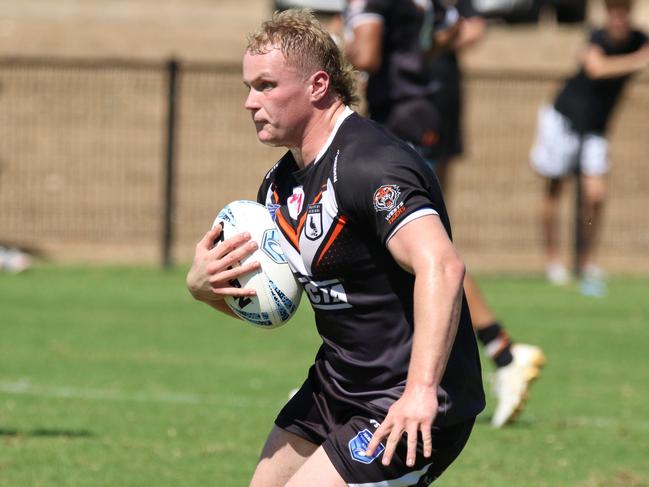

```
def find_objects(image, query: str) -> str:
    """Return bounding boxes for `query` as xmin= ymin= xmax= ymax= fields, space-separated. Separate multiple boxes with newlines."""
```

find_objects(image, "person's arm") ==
xmin=186 ymin=225 xmax=260 ymax=317
xmin=363 ymin=214 xmax=465 ymax=467
xmin=582 ymin=42 xmax=649 ymax=79
xmin=345 ymin=19 xmax=383 ymax=74
xmin=453 ymin=15 xmax=487 ymax=50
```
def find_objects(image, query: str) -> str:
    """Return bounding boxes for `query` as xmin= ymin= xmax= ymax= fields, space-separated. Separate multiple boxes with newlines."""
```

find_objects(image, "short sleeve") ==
xmin=345 ymin=0 xmax=390 ymax=28
xmin=588 ymin=29 xmax=607 ymax=49
xmin=336 ymin=147 xmax=442 ymax=246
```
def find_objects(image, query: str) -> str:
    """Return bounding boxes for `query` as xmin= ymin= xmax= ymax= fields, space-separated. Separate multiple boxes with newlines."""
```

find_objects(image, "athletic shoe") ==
xmin=546 ymin=262 xmax=569 ymax=286
xmin=491 ymin=343 xmax=546 ymax=428
xmin=579 ymin=264 xmax=607 ymax=297
xmin=0 ymin=247 xmax=32 ymax=273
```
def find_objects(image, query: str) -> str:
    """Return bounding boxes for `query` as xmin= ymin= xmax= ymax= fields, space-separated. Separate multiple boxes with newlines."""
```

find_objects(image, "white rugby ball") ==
xmin=212 ymin=200 xmax=301 ymax=328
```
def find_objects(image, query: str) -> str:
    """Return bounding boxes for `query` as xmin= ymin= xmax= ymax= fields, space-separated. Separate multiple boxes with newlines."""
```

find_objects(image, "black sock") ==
xmin=476 ymin=322 xmax=513 ymax=368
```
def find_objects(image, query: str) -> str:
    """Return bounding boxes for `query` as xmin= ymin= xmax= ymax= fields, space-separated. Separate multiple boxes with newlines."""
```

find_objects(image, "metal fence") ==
xmin=1 ymin=57 xmax=648 ymax=273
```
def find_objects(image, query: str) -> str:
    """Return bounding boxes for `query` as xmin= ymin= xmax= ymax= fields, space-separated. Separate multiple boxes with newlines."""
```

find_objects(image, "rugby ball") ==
xmin=212 ymin=200 xmax=301 ymax=329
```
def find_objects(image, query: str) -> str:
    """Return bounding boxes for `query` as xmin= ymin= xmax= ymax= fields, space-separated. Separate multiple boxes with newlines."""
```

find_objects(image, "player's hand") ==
xmin=186 ymin=225 xmax=261 ymax=303
xmin=364 ymin=384 xmax=438 ymax=467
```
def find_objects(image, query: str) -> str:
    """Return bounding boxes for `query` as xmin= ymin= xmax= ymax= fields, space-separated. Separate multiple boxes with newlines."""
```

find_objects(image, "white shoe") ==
xmin=491 ymin=343 xmax=546 ymax=428
xmin=546 ymin=262 xmax=569 ymax=286
xmin=0 ymin=247 xmax=31 ymax=273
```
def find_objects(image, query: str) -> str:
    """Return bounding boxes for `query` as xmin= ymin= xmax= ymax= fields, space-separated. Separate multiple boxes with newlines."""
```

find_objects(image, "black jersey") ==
xmin=554 ymin=28 xmax=648 ymax=134
xmin=257 ymin=109 xmax=485 ymax=426
xmin=426 ymin=0 xmax=479 ymax=89
xmin=345 ymin=0 xmax=459 ymax=117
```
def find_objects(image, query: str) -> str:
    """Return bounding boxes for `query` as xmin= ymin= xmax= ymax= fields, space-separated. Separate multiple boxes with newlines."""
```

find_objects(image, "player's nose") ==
xmin=244 ymin=89 xmax=261 ymax=111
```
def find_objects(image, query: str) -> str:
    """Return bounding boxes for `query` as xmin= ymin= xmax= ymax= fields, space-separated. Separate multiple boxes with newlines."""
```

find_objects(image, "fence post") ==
xmin=162 ymin=58 xmax=179 ymax=269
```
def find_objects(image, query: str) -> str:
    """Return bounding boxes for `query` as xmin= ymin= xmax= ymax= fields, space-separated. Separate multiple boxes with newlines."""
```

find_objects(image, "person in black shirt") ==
xmin=187 ymin=8 xmax=484 ymax=486
xmin=345 ymin=0 xmax=546 ymax=429
xmin=530 ymin=0 xmax=649 ymax=295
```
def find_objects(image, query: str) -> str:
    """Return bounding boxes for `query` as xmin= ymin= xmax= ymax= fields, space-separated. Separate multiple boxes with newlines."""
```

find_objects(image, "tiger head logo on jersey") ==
xmin=373 ymin=185 xmax=401 ymax=212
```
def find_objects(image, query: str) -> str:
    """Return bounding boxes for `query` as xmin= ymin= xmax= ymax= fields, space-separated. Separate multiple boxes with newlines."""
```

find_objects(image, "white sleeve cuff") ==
xmin=385 ymin=208 xmax=439 ymax=244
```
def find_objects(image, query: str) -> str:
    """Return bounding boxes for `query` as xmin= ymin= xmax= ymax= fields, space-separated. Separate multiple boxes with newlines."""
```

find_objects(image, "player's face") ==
xmin=242 ymin=46 xmax=312 ymax=148
xmin=606 ymin=6 xmax=631 ymax=43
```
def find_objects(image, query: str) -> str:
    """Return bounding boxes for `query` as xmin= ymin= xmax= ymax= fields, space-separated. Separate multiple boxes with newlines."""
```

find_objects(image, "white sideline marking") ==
xmin=0 ymin=380 xmax=275 ymax=408
xmin=2 ymin=381 xmax=648 ymax=431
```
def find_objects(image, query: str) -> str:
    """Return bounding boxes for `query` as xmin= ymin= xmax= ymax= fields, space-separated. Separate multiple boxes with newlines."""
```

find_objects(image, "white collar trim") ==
xmin=313 ymin=106 xmax=353 ymax=165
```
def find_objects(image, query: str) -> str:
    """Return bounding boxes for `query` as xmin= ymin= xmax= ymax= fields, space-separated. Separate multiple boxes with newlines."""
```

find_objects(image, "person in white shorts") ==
xmin=530 ymin=0 xmax=649 ymax=294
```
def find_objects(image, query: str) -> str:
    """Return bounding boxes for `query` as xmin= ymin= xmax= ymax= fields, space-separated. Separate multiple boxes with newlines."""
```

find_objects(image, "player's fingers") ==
xmin=209 ymin=261 xmax=261 ymax=284
xmin=420 ymin=424 xmax=433 ymax=458
xmin=381 ymin=427 xmax=403 ymax=466
xmin=211 ymin=286 xmax=256 ymax=297
xmin=211 ymin=231 xmax=251 ymax=258
xmin=364 ymin=423 xmax=388 ymax=458
xmin=208 ymin=240 xmax=258 ymax=273
xmin=200 ymin=225 xmax=223 ymax=250
xmin=405 ymin=424 xmax=418 ymax=467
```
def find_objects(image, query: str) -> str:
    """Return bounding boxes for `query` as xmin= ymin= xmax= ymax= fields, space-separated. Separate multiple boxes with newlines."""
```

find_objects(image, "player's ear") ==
xmin=309 ymin=70 xmax=330 ymax=102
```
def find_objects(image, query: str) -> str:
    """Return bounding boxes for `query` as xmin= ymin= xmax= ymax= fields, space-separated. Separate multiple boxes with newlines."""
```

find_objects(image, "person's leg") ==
xmin=465 ymin=274 xmax=546 ymax=427
xmin=286 ymin=446 xmax=347 ymax=487
xmin=577 ymin=173 xmax=607 ymax=296
xmin=249 ymin=426 xmax=319 ymax=487
xmin=542 ymin=177 xmax=570 ymax=284
xmin=466 ymin=274 xmax=513 ymax=368
xmin=579 ymin=174 xmax=606 ymax=272
xmin=577 ymin=135 xmax=609 ymax=296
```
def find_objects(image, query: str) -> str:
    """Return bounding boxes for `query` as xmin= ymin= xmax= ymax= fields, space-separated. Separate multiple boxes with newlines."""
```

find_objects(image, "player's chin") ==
xmin=256 ymin=131 xmax=283 ymax=147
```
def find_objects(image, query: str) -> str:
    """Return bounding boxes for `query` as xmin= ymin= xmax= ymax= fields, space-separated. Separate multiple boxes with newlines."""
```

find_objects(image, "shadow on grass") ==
xmin=0 ymin=427 xmax=95 ymax=438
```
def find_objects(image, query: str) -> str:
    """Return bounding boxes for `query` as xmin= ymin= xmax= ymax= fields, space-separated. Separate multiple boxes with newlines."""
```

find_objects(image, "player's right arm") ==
xmin=344 ymin=2 xmax=383 ymax=74
xmin=186 ymin=225 xmax=260 ymax=317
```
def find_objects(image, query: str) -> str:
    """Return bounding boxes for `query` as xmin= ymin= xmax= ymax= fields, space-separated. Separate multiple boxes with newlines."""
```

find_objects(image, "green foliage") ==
xmin=0 ymin=267 xmax=648 ymax=486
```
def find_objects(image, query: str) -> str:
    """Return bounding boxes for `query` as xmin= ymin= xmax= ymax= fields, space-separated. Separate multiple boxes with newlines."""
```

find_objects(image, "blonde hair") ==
xmin=246 ymin=9 xmax=358 ymax=106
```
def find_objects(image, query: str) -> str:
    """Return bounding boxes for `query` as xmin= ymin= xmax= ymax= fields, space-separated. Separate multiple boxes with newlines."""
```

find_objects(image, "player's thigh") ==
xmin=285 ymin=446 xmax=347 ymax=487
xmin=249 ymin=425 xmax=319 ymax=487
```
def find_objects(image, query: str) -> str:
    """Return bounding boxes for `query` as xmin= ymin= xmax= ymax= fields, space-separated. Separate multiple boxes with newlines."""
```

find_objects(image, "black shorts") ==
xmin=275 ymin=367 xmax=476 ymax=485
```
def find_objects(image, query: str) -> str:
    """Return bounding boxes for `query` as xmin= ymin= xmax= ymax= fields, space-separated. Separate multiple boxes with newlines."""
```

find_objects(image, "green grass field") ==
xmin=1 ymin=266 xmax=648 ymax=486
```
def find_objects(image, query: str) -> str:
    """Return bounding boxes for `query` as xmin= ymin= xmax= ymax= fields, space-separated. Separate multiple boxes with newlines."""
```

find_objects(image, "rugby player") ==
xmin=187 ymin=8 xmax=484 ymax=486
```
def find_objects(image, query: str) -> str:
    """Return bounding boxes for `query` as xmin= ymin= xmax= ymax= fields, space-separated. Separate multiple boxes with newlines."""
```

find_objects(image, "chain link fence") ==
xmin=1 ymin=57 xmax=647 ymax=273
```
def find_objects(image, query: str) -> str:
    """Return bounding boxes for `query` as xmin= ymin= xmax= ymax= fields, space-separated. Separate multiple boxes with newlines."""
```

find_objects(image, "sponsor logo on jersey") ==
xmin=348 ymin=429 xmax=384 ymax=464
xmin=333 ymin=150 xmax=340 ymax=183
xmin=305 ymin=204 xmax=323 ymax=241
xmin=373 ymin=184 xmax=401 ymax=212
xmin=287 ymin=187 xmax=305 ymax=220
xmin=297 ymin=276 xmax=351 ymax=310
xmin=385 ymin=201 xmax=407 ymax=225
xmin=261 ymin=228 xmax=287 ymax=264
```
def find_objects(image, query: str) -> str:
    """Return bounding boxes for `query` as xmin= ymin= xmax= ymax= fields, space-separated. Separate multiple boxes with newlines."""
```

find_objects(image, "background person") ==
xmin=530 ymin=0 xmax=649 ymax=295
xmin=187 ymin=9 xmax=485 ymax=485
xmin=344 ymin=0 xmax=545 ymax=428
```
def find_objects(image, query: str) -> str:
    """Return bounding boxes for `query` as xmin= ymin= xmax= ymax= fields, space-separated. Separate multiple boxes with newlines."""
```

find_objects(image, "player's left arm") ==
xmin=364 ymin=214 xmax=465 ymax=467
